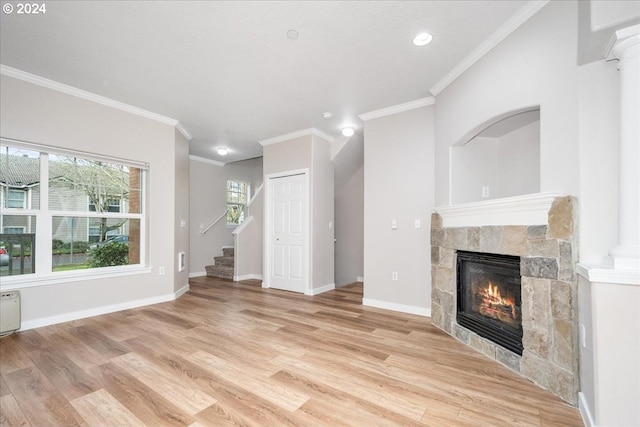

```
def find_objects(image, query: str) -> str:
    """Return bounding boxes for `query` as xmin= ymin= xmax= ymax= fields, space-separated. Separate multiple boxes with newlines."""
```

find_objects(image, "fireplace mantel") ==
xmin=435 ymin=192 xmax=562 ymax=228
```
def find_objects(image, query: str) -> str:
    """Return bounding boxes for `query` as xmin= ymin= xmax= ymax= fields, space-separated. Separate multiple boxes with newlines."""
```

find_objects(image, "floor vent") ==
xmin=1 ymin=291 xmax=21 ymax=335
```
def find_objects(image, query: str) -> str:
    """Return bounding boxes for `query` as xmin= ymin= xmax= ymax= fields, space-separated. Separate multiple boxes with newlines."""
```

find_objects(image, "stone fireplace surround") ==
xmin=431 ymin=195 xmax=578 ymax=405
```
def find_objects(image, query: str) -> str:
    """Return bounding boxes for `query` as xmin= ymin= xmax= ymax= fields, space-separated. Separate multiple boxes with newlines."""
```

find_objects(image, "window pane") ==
xmin=52 ymin=216 xmax=139 ymax=271
xmin=0 ymin=145 xmax=40 ymax=210
xmin=226 ymin=179 xmax=248 ymax=225
xmin=49 ymin=155 xmax=134 ymax=213
xmin=0 ymin=215 xmax=37 ymax=277
xmin=227 ymin=204 xmax=245 ymax=225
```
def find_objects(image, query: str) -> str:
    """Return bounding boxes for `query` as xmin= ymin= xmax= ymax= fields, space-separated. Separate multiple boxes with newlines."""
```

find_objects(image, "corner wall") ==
xmin=363 ymin=105 xmax=435 ymax=315
xmin=174 ymin=129 xmax=190 ymax=291
xmin=335 ymin=164 xmax=364 ymax=286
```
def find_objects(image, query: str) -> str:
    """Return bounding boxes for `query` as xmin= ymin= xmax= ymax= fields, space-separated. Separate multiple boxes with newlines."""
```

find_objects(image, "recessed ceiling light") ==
xmin=217 ymin=147 xmax=228 ymax=156
xmin=342 ymin=127 xmax=355 ymax=137
xmin=413 ymin=32 xmax=433 ymax=46
xmin=287 ymin=29 xmax=299 ymax=40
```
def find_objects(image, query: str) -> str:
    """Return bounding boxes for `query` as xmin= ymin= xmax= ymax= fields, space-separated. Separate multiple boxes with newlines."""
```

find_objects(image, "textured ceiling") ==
xmin=1 ymin=1 xmax=530 ymax=163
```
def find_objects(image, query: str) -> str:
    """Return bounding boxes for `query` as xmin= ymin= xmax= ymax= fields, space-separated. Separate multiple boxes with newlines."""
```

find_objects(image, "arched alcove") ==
xmin=451 ymin=109 xmax=540 ymax=204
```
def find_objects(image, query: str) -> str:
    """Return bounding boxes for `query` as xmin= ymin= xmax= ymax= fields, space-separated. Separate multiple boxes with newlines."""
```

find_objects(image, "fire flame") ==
xmin=480 ymin=281 xmax=516 ymax=319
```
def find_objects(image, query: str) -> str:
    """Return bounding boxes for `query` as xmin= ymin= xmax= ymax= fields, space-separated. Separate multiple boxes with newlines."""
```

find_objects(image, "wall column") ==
xmin=607 ymin=25 xmax=640 ymax=270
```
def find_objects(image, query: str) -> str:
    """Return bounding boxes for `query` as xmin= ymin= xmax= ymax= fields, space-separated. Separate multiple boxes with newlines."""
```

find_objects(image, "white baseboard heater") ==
xmin=0 ymin=291 xmax=21 ymax=335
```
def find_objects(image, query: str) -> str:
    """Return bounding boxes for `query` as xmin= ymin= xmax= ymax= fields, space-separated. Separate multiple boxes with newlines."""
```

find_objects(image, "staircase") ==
xmin=205 ymin=247 xmax=234 ymax=280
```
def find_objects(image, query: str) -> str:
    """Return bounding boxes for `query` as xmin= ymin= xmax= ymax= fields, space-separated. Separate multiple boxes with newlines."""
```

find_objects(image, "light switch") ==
xmin=391 ymin=219 xmax=398 ymax=229
xmin=414 ymin=219 xmax=421 ymax=229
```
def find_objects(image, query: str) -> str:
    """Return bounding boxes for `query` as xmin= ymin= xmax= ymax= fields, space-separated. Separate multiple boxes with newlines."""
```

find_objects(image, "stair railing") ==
xmin=200 ymin=209 xmax=228 ymax=235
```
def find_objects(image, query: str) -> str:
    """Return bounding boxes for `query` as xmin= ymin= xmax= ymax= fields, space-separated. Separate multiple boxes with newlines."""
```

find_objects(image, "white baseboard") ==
xmin=357 ymin=276 xmax=364 ymax=282
xmin=175 ymin=283 xmax=190 ymax=298
xmin=189 ymin=271 xmax=206 ymax=278
xmin=362 ymin=298 xmax=431 ymax=317
xmin=306 ymin=283 xmax=335 ymax=296
xmin=20 ymin=285 xmax=190 ymax=331
xmin=579 ymin=392 xmax=595 ymax=427
xmin=233 ymin=274 xmax=263 ymax=281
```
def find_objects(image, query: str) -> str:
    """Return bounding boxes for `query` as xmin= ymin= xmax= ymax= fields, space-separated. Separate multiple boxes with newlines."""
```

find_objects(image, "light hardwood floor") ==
xmin=0 ymin=278 xmax=584 ymax=426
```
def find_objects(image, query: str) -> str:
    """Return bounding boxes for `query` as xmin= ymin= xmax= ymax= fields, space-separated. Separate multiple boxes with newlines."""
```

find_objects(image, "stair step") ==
xmin=205 ymin=264 xmax=233 ymax=280
xmin=222 ymin=247 xmax=235 ymax=257
xmin=213 ymin=255 xmax=234 ymax=267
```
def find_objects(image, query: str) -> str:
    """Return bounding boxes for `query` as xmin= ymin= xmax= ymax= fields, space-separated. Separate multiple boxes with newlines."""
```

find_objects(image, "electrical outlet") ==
xmin=391 ymin=219 xmax=398 ymax=229
xmin=159 ymin=266 xmax=165 ymax=275
xmin=482 ymin=186 xmax=490 ymax=198
xmin=392 ymin=272 xmax=398 ymax=281
xmin=414 ymin=219 xmax=421 ymax=229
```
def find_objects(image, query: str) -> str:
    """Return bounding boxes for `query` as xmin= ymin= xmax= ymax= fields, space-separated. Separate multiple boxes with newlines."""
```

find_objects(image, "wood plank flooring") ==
xmin=0 ymin=278 xmax=584 ymax=426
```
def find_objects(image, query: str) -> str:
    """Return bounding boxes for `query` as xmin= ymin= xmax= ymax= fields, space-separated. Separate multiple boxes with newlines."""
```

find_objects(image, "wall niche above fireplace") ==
xmin=451 ymin=108 xmax=540 ymax=204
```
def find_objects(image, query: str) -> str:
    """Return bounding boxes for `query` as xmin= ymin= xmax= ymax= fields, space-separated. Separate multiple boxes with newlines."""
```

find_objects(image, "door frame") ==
xmin=263 ymin=168 xmax=310 ymax=294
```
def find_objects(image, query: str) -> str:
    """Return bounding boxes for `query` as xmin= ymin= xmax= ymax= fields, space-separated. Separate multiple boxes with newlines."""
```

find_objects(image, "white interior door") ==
xmin=269 ymin=173 xmax=307 ymax=293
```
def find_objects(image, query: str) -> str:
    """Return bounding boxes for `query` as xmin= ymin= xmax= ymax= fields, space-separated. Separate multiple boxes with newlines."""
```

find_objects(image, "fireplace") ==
xmin=457 ymin=251 xmax=523 ymax=355
xmin=432 ymin=196 xmax=579 ymax=404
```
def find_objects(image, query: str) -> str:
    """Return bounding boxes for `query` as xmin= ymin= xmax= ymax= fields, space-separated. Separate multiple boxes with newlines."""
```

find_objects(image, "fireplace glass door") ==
xmin=456 ymin=251 xmax=523 ymax=355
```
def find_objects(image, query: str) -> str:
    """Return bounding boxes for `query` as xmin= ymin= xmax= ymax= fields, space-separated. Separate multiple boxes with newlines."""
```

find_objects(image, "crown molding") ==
xmin=176 ymin=123 xmax=193 ymax=141
xmin=259 ymin=127 xmax=334 ymax=146
xmin=1 ymin=64 xmax=180 ymax=127
xmin=358 ymin=97 xmax=435 ymax=121
xmin=430 ymin=0 xmax=549 ymax=96
xmin=189 ymin=155 xmax=225 ymax=167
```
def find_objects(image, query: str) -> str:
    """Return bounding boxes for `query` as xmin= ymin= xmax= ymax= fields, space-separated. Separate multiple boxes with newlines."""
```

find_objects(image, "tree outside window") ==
xmin=227 ymin=180 xmax=248 ymax=225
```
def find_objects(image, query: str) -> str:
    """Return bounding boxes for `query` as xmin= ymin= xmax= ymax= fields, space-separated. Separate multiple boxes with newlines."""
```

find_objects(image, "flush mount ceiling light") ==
xmin=341 ymin=127 xmax=355 ymax=137
xmin=217 ymin=147 xmax=228 ymax=156
xmin=323 ymin=112 xmax=333 ymax=119
xmin=412 ymin=32 xmax=433 ymax=46
xmin=287 ymin=29 xmax=299 ymax=40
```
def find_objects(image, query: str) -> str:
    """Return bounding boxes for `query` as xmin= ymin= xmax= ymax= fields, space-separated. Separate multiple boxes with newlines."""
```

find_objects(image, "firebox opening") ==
xmin=456 ymin=251 xmax=523 ymax=355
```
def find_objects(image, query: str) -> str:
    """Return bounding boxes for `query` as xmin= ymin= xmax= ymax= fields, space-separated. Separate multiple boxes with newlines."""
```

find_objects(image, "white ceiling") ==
xmin=1 ymin=0 xmax=532 ymax=163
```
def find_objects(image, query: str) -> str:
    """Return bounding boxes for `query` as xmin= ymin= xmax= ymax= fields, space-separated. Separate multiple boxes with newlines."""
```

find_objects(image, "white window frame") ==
xmin=5 ymin=189 xmax=26 ymax=209
xmin=226 ymin=179 xmax=249 ymax=227
xmin=0 ymin=138 xmax=149 ymax=289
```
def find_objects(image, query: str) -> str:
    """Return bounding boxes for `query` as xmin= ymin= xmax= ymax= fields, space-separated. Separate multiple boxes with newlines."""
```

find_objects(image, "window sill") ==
xmin=0 ymin=265 xmax=153 ymax=291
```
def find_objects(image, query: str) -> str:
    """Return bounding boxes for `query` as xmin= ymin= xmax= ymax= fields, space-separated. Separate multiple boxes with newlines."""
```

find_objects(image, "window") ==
xmin=1 ymin=140 xmax=147 ymax=280
xmin=226 ymin=180 xmax=248 ymax=225
xmin=5 ymin=189 xmax=26 ymax=208
xmin=3 ymin=226 xmax=26 ymax=234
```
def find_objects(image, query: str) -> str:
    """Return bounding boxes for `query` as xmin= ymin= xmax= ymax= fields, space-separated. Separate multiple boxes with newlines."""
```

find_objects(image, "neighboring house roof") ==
xmin=0 ymin=154 xmax=41 ymax=188
xmin=0 ymin=154 xmax=89 ymax=189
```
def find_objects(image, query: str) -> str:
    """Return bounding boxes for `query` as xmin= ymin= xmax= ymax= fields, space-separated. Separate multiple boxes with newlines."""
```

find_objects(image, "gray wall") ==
xmin=363 ymin=105 xmax=435 ymax=314
xmin=311 ymin=136 xmax=335 ymax=290
xmin=435 ymin=1 xmax=580 ymax=208
xmin=174 ymin=128 xmax=190 ymax=291
xmin=334 ymin=163 xmax=364 ymax=286
xmin=0 ymin=74 xmax=184 ymax=327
